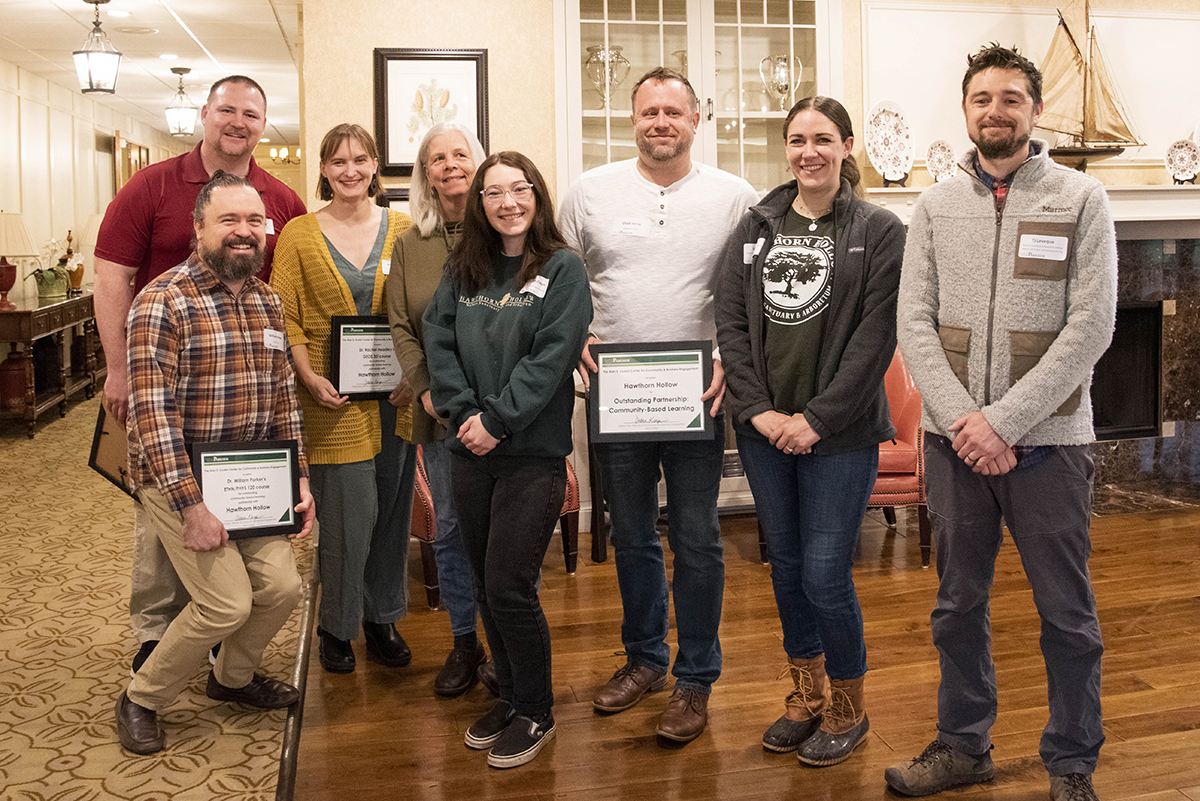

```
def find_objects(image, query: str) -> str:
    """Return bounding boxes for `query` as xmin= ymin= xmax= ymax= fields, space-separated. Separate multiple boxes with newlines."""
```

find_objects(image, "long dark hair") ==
xmin=783 ymin=96 xmax=862 ymax=195
xmin=448 ymin=151 xmax=568 ymax=296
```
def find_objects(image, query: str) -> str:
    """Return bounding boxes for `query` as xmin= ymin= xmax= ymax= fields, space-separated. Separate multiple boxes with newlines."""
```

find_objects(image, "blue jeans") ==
xmin=924 ymin=433 xmax=1104 ymax=776
xmin=310 ymin=401 xmax=416 ymax=640
xmin=451 ymin=453 xmax=565 ymax=717
xmin=737 ymin=434 xmax=876 ymax=680
xmin=422 ymin=439 xmax=478 ymax=636
xmin=594 ymin=415 xmax=725 ymax=692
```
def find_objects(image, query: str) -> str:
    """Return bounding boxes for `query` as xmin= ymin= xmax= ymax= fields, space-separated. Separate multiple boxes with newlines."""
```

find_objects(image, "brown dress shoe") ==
xmin=655 ymin=687 xmax=709 ymax=743
xmin=593 ymin=662 xmax=667 ymax=712
xmin=205 ymin=671 xmax=300 ymax=709
xmin=115 ymin=692 xmax=164 ymax=754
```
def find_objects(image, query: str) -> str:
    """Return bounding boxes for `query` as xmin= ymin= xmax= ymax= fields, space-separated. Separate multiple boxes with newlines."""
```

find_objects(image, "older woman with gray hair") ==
xmin=386 ymin=122 xmax=492 ymax=697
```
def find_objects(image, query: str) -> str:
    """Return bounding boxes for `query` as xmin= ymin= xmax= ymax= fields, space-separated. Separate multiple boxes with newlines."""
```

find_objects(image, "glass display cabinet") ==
xmin=562 ymin=0 xmax=839 ymax=192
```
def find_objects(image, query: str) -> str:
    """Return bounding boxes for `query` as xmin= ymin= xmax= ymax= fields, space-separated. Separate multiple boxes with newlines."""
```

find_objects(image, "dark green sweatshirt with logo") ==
xmin=423 ymin=248 xmax=592 ymax=458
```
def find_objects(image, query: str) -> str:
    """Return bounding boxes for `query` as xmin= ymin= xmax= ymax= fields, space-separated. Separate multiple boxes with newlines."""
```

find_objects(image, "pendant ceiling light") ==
xmin=73 ymin=0 xmax=122 ymax=94
xmin=164 ymin=67 xmax=198 ymax=137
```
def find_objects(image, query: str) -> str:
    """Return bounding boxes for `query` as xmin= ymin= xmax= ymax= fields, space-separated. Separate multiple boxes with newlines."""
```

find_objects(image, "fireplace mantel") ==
xmin=866 ymin=185 xmax=1200 ymax=241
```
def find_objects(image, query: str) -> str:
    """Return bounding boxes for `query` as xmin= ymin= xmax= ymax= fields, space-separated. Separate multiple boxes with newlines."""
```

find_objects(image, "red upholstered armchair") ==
xmin=869 ymin=347 xmax=933 ymax=567
xmin=409 ymin=446 xmax=582 ymax=609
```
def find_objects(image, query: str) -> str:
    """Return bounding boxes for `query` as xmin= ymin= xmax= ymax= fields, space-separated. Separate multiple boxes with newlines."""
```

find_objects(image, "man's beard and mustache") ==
xmin=973 ymin=119 xmax=1029 ymax=161
xmin=638 ymin=135 xmax=689 ymax=163
xmin=200 ymin=235 xmax=264 ymax=282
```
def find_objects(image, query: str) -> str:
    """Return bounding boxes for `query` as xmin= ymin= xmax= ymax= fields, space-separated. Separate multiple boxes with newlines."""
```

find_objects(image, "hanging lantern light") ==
xmin=73 ymin=0 xmax=122 ymax=95
xmin=164 ymin=67 xmax=198 ymax=137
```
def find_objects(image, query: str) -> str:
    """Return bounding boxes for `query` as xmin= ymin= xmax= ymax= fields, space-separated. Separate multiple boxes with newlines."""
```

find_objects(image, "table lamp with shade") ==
xmin=0 ymin=213 xmax=38 ymax=311
xmin=78 ymin=212 xmax=106 ymax=292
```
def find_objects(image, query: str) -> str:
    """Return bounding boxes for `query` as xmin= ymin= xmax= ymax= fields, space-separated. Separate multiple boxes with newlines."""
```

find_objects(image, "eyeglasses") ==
xmin=481 ymin=182 xmax=534 ymax=205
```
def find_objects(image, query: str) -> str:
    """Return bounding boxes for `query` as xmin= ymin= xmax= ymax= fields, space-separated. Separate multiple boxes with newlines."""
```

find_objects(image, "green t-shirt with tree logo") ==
xmin=761 ymin=208 xmax=834 ymax=415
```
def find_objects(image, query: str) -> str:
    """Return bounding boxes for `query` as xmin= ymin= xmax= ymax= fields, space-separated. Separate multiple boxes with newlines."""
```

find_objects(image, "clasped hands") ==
xmin=750 ymin=410 xmax=820 ymax=454
xmin=949 ymin=411 xmax=1016 ymax=475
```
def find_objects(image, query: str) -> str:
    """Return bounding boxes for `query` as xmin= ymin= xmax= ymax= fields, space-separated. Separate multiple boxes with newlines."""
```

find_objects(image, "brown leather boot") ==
xmin=762 ymin=654 xmax=830 ymax=752
xmin=655 ymin=687 xmax=709 ymax=743
xmin=797 ymin=674 xmax=869 ymax=766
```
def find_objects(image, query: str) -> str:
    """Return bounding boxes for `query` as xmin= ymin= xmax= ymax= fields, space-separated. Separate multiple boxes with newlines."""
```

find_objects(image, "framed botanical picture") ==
xmin=374 ymin=48 xmax=489 ymax=177
xmin=381 ymin=187 xmax=410 ymax=214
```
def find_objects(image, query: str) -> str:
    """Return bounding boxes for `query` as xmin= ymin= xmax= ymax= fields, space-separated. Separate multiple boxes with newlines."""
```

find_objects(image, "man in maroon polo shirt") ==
xmin=94 ymin=75 xmax=307 ymax=675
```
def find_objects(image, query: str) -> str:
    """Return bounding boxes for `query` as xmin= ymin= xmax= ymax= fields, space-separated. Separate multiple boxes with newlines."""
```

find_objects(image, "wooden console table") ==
xmin=0 ymin=292 xmax=106 ymax=437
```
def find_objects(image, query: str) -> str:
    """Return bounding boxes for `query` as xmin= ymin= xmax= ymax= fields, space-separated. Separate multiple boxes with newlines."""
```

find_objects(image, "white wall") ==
xmin=860 ymin=2 xmax=1200 ymax=182
xmin=0 ymin=56 xmax=189 ymax=306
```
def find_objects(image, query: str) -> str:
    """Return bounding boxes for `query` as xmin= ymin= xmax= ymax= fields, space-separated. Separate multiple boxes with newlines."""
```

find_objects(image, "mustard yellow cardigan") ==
xmin=271 ymin=209 xmax=414 ymax=465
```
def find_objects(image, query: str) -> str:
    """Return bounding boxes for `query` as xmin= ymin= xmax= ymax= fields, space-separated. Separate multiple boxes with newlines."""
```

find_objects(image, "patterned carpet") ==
xmin=0 ymin=396 xmax=313 ymax=800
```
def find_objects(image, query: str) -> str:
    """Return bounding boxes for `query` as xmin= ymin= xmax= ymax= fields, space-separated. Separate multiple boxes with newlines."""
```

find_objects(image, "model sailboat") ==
xmin=1039 ymin=0 xmax=1142 ymax=169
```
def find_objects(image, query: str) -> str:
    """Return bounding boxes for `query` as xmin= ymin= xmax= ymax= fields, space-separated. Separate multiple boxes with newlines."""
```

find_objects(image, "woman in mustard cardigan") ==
xmin=271 ymin=123 xmax=417 ymax=674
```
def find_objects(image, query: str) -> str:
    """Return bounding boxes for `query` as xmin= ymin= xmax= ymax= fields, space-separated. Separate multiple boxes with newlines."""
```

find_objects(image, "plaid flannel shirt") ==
xmin=127 ymin=256 xmax=309 ymax=511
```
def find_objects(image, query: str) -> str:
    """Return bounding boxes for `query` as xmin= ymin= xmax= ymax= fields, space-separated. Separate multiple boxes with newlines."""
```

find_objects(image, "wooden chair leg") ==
xmin=419 ymin=540 xmax=440 ymax=609
xmin=882 ymin=506 xmax=898 ymax=528
xmin=757 ymin=519 xmax=769 ymax=565
xmin=561 ymin=510 xmax=579 ymax=575
xmin=918 ymin=504 xmax=932 ymax=568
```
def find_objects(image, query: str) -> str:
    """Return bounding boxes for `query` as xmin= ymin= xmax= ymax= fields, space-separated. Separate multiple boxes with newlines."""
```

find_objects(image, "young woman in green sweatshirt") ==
xmin=423 ymin=151 xmax=592 ymax=769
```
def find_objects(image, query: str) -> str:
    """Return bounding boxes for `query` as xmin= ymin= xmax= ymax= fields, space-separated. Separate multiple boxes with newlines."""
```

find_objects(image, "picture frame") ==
xmin=88 ymin=401 xmax=133 ymax=498
xmin=587 ymin=340 xmax=714 ymax=443
xmin=189 ymin=440 xmax=302 ymax=539
xmin=374 ymin=48 xmax=489 ymax=177
xmin=328 ymin=315 xmax=403 ymax=401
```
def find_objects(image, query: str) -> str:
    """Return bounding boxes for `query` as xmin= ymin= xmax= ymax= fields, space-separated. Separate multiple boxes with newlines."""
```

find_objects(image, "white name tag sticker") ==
xmin=264 ymin=328 xmax=285 ymax=351
xmin=265 ymin=219 xmax=276 ymax=236
xmin=743 ymin=237 xmax=766 ymax=264
xmin=380 ymin=258 xmax=391 ymax=276
xmin=616 ymin=218 xmax=650 ymax=237
xmin=521 ymin=275 xmax=549 ymax=298
xmin=1018 ymin=234 xmax=1068 ymax=261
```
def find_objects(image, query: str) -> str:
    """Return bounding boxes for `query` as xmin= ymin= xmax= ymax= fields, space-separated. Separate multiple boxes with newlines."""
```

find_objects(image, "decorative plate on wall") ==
xmin=1165 ymin=139 xmax=1200 ymax=182
xmin=865 ymin=100 xmax=914 ymax=182
xmin=926 ymin=140 xmax=957 ymax=182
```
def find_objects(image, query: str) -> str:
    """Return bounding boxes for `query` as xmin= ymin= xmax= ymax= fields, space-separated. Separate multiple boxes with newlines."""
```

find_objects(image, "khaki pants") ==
xmin=126 ymin=488 xmax=302 ymax=711
xmin=129 ymin=500 xmax=189 ymax=642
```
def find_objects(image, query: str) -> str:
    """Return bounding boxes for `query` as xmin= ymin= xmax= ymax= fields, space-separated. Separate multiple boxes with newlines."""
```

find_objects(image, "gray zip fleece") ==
xmin=716 ymin=178 xmax=904 ymax=455
xmin=897 ymin=140 xmax=1118 ymax=447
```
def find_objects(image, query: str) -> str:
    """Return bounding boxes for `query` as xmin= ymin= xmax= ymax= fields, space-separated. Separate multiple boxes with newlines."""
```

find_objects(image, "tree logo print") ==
xmin=762 ymin=236 xmax=833 ymax=325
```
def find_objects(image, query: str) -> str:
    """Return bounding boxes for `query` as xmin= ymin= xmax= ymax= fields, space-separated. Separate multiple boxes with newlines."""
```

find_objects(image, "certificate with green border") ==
xmin=190 ymin=440 xmax=302 ymax=539
xmin=588 ymin=341 xmax=713 ymax=443
xmin=329 ymin=315 xmax=402 ymax=400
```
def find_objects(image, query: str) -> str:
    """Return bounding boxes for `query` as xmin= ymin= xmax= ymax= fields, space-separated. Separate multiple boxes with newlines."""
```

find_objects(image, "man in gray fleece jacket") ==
xmin=887 ymin=45 xmax=1116 ymax=801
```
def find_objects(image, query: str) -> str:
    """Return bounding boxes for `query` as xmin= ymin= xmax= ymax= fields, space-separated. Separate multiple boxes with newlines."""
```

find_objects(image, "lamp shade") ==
xmin=0 ymin=213 xmax=38 ymax=258
xmin=73 ymin=2 xmax=122 ymax=95
xmin=164 ymin=103 xmax=198 ymax=137
xmin=80 ymin=213 xmax=106 ymax=274
xmin=164 ymin=67 xmax=198 ymax=137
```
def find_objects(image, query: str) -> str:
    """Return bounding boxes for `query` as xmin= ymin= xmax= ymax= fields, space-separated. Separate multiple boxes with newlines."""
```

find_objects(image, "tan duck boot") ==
xmin=797 ymin=674 xmax=869 ymax=766
xmin=762 ymin=654 xmax=830 ymax=752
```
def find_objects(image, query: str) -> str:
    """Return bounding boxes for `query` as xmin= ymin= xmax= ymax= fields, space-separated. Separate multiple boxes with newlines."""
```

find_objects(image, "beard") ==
xmin=199 ymin=235 xmax=264 ymax=282
xmin=972 ymin=122 xmax=1030 ymax=161
xmin=637 ymin=136 xmax=689 ymax=163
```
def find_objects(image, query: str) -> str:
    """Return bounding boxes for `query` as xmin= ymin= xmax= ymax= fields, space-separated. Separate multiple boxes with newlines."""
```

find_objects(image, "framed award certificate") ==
xmin=190 ymin=440 xmax=302 ymax=539
xmin=588 ymin=341 xmax=714 ymax=443
xmin=88 ymin=400 xmax=133 ymax=498
xmin=329 ymin=315 xmax=403 ymax=400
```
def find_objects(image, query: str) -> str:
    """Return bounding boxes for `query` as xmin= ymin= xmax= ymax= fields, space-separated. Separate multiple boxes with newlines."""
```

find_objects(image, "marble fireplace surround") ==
xmin=867 ymin=185 xmax=1200 ymax=506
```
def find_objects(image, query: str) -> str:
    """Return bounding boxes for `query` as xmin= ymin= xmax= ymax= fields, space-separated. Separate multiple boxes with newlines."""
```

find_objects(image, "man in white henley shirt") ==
xmin=559 ymin=66 xmax=758 ymax=745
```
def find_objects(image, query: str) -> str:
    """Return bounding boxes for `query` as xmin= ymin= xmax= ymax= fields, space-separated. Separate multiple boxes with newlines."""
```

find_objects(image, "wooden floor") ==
xmin=293 ymin=506 xmax=1200 ymax=801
